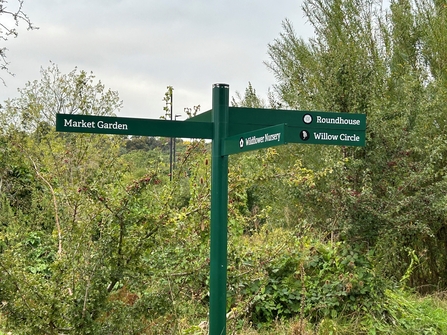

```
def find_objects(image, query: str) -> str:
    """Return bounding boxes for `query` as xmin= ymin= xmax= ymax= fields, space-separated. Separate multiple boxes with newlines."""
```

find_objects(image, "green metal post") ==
xmin=209 ymin=83 xmax=229 ymax=335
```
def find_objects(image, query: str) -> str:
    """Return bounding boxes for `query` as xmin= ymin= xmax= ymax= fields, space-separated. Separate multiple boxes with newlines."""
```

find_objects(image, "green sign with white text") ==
xmin=289 ymin=127 xmax=365 ymax=146
xmin=228 ymin=107 xmax=366 ymax=131
xmin=56 ymin=113 xmax=213 ymax=139
xmin=188 ymin=107 xmax=366 ymax=135
xmin=223 ymin=124 xmax=286 ymax=155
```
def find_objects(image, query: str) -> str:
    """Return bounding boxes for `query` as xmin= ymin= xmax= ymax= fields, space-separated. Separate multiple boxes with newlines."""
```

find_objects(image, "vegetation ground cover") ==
xmin=3 ymin=0 xmax=447 ymax=333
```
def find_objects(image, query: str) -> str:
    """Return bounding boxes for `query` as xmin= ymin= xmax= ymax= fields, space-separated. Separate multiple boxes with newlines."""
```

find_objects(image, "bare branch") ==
xmin=28 ymin=155 xmax=63 ymax=256
xmin=0 ymin=0 xmax=38 ymax=84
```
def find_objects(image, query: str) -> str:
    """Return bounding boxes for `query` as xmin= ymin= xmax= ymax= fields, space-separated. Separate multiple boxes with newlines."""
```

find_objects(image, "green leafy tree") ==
xmin=0 ymin=65 xmax=222 ymax=334
xmin=265 ymin=0 xmax=447 ymax=291
xmin=231 ymin=82 xmax=266 ymax=108
xmin=0 ymin=65 xmax=157 ymax=334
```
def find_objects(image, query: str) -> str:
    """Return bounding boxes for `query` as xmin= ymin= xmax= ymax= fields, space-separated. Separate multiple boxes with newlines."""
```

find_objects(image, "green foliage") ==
xmin=264 ymin=0 xmax=447 ymax=292
xmin=231 ymin=82 xmax=266 ymax=108
xmin=5 ymin=0 xmax=447 ymax=330
xmin=0 ymin=65 xmax=158 ymax=334
xmin=122 ymin=136 xmax=185 ymax=155
xmin=226 ymin=228 xmax=385 ymax=328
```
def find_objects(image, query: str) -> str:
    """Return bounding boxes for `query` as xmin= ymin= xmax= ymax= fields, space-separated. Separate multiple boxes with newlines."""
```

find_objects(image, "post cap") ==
xmin=213 ymin=83 xmax=229 ymax=89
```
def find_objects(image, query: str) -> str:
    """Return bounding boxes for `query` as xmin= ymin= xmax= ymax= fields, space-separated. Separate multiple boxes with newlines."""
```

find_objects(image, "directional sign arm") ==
xmin=223 ymin=124 xmax=287 ymax=155
xmin=56 ymin=114 xmax=213 ymax=139
xmin=227 ymin=107 xmax=366 ymax=135
xmin=223 ymin=123 xmax=365 ymax=152
xmin=185 ymin=109 xmax=212 ymax=123
xmin=286 ymin=126 xmax=365 ymax=146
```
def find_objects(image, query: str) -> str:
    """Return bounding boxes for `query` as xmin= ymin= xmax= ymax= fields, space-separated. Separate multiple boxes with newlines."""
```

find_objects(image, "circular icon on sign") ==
xmin=303 ymin=114 xmax=313 ymax=124
xmin=239 ymin=137 xmax=244 ymax=149
xmin=300 ymin=130 xmax=310 ymax=141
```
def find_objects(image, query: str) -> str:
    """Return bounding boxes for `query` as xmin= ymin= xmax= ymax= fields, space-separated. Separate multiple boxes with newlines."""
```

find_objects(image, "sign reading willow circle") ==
xmin=56 ymin=84 xmax=366 ymax=335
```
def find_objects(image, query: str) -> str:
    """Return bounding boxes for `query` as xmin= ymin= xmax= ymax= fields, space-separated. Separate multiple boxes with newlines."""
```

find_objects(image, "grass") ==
xmin=2 ymin=289 xmax=447 ymax=335
xmin=224 ymin=291 xmax=447 ymax=335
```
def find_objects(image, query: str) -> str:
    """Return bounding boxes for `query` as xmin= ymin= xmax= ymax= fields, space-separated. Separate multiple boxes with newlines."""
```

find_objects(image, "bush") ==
xmin=226 ymin=228 xmax=387 ymax=328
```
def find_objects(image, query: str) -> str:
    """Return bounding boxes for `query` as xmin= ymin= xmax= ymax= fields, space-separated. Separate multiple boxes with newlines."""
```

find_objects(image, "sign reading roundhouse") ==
xmin=311 ymin=114 xmax=363 ymax=126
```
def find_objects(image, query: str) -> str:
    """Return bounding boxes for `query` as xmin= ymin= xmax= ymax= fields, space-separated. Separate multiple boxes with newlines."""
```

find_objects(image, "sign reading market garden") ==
xmin=56 ymin=84 xmax=366 ymax=335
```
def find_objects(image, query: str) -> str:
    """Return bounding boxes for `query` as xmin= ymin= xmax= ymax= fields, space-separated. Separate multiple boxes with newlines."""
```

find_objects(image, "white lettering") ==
xmin=314 ymin=132 xmax=339 ymax=141
xmin=340 ymin=133 xmax=360 ymax=142
xmin=245 ymin=131 xmax=282 ymax=146
xmin=63 ymin=119 xmax=95 ymax=128
xmin=245 ymin=135 xmax=264 ymax=146
xmin=264 ymin=132 xmax=281 ymax=142
xmin=316 ymin=115 xmax=361 ymax=126
xmin=97 ymin=121 xmax=128 ymax=130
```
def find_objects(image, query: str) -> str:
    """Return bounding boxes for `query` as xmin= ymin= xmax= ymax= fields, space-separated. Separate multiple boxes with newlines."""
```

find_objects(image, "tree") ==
xmin=0 ymin=64 xmax=218 ymax=333
xmin=1 ymin=62 xmax=122 ymax=133
xmin=0 ymin=0 xmax=36 ymax=85
xmin=265 ymin=0 xmax=447 ymax=291
xmin=0 ymin=65 xmax=142 ymax=334
xmin=231 ymin=82 xmax=266 ymax=108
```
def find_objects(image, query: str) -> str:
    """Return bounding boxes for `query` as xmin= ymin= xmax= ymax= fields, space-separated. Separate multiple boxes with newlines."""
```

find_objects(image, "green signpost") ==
xmin=56 ymin=84 xmax=366 ymax=335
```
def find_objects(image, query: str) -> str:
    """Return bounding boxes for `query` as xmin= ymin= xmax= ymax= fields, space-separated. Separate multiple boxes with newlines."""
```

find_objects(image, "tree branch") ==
xmin=28 ymin=156 xmax=63 ymax=256
xmin=0 ymin=0 xmax=38 ymax=84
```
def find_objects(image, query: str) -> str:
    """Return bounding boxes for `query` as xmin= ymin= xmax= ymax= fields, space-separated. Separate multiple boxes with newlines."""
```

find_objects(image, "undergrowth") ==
xmin=3 ymin=228 xmax=447 ymax=334
xmin=183 ymin=227 xmax=447 ymax=334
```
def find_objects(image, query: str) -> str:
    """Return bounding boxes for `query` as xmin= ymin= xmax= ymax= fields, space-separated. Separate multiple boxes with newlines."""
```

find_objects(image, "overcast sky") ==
xmin=1 ymin=0 xmax=314 ymax=119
